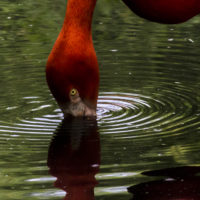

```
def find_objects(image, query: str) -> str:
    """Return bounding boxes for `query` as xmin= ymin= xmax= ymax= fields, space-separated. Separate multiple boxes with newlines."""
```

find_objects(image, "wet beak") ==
xmin=66 ymin=92 xmax=96 ymax=117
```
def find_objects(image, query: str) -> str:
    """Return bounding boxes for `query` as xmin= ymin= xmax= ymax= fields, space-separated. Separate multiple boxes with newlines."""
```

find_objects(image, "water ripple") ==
xmin=97 ymin=90 xmax=200 ymax=138
xmin=0 ymin=87 xmax=199 ymax=140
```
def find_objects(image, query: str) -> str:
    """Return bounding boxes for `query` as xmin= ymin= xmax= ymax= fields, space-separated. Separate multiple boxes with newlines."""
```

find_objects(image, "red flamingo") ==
xmin=46 ymin=0 xmax=99 ymax=117
xmin=123 ymin=0 xmax=200 ymax=23
xmin=46 ymin=0 xmax=200 ymax=117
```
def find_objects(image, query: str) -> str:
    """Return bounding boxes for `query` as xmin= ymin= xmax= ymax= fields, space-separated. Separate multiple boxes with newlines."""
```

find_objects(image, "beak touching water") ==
xmin=61 ymin=88 xmax=96 ymax=117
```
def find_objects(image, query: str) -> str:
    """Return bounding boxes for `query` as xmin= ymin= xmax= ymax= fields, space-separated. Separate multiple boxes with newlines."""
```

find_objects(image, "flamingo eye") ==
xmin=70 ymin=89 xmax=77 ymax=96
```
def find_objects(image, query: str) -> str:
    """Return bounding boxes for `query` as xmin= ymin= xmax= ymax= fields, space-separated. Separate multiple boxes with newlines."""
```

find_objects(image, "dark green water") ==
xmin=0 ymin=0 xmax=200 ymax=199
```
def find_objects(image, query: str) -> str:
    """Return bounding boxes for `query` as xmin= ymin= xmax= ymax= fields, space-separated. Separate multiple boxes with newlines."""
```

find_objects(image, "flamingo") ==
xmin=46 ymin=0 xmax=200 ymax=117
xmin=46 ymin=0 xmax=99 ymax=117
xmin=122 ymin=0 xmax=200 ymax=24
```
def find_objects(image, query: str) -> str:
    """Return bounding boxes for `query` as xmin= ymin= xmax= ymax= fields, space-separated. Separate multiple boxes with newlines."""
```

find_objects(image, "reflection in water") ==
xmin=47 ymin=117 xmax=100 ymax=200
xmin=128 ymin=166 xmax=200 ymax=200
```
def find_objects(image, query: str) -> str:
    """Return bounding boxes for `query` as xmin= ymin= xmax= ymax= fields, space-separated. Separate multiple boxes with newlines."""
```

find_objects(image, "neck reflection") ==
xmin=47 ymin=117 xmax=100 ymax=200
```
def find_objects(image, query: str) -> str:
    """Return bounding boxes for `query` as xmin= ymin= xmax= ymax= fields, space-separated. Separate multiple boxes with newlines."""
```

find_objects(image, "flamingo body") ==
xmin=46 ymin=0 xmax=200 ymax=117
xmin=122 ymin=0 xmax=200 ymax=24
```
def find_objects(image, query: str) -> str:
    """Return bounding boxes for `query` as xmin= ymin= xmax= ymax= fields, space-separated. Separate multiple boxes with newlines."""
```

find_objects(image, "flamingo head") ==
xmin=46 ymin=55 xmax=99 ymax=118
xmin=62 ymin=87 xmax=97 ymax=117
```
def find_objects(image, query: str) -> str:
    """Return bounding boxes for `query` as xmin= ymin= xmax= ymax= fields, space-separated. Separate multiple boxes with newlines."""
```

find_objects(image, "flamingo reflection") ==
xmin=47 ymin=117 xmax=100 ymax=200
xmin=128 ymin=166 xmax=200 ymax=200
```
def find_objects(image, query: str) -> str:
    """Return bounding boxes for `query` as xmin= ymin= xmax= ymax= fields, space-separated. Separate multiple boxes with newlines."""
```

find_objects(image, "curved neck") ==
xmin=63 ymin=0 xmax=97 ymax=35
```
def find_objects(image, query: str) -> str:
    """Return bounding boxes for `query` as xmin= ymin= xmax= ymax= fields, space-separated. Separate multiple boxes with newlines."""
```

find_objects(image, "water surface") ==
xmin=0 ymin=0 xmax=200 ymax=199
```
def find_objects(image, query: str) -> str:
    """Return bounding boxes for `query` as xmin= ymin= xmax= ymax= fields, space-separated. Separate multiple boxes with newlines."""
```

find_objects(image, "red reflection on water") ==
xmin=48 ymin=117 xmax=100 ymax=200
xmin=128 ymin=166 xmax=200 ymax=200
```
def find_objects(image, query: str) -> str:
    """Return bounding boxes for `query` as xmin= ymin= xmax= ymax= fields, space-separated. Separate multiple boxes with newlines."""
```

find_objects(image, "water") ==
xmin=0 ymin=0 xmax=200 ymax=199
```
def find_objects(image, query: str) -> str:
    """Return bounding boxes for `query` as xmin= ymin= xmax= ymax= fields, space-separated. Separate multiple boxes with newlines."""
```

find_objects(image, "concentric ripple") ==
xmin=0 ymin=85 xmax=199 ymax=141
xmin=97 ymin=89 xmax=200 ymax=138
xmin=0 ymin=86 xmax=199 ymax=140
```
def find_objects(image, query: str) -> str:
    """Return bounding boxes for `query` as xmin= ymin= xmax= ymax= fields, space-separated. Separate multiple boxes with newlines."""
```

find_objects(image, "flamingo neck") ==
xmin=63 ymin=0 xmax=97 ymax=36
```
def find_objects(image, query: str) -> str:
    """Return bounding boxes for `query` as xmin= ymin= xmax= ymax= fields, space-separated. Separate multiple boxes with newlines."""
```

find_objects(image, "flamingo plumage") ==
xmin=46 ymin=0 xmax=200 ymax=117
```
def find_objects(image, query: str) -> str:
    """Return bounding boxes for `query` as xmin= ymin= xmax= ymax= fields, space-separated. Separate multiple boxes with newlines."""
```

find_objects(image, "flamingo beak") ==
xmin=65 ymin=88 xmax=96 ymax=117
